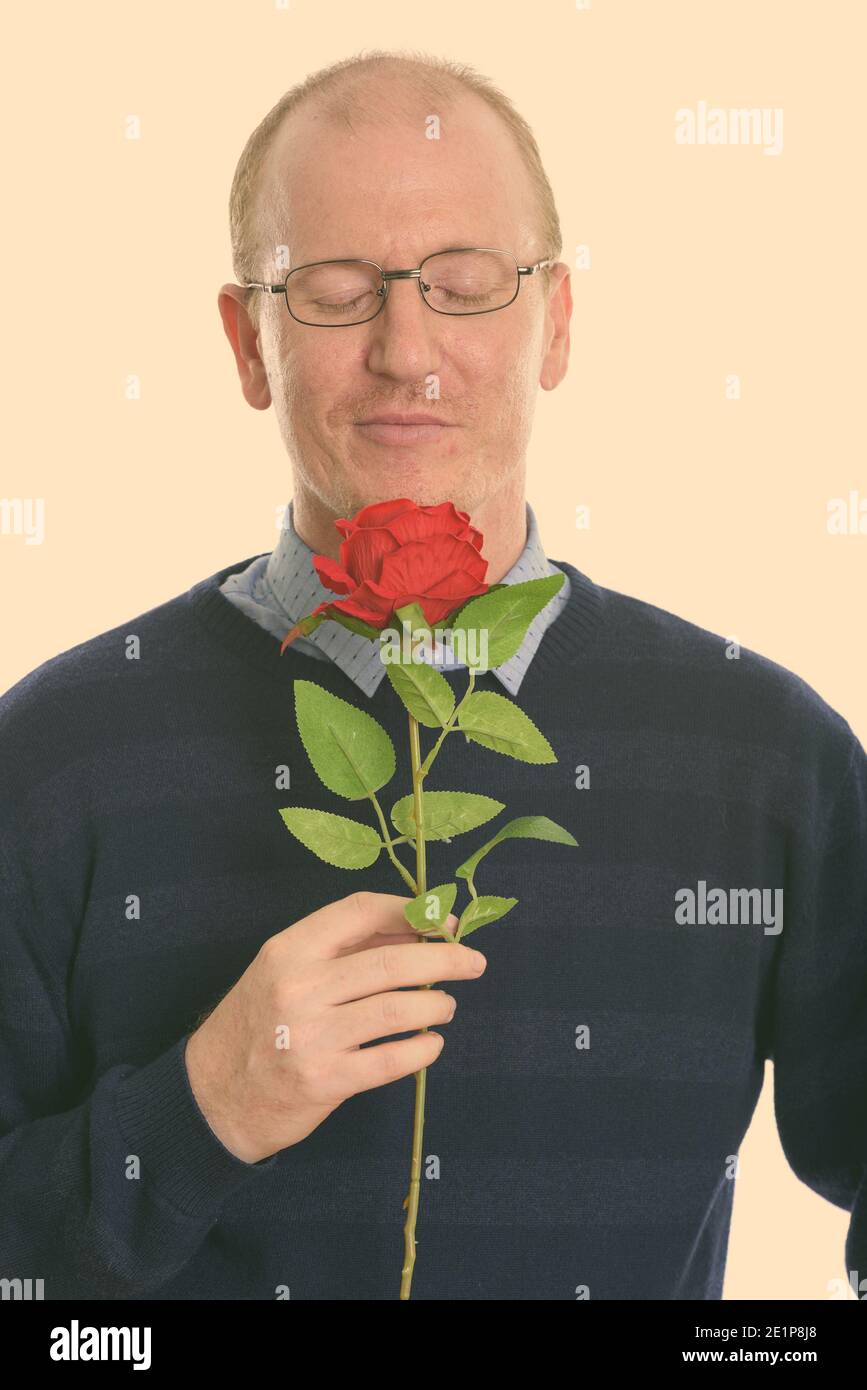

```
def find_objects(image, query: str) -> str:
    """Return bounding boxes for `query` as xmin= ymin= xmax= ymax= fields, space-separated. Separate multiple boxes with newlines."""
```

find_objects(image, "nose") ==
xmin=364 ymin=274 xmax=442 ymax=382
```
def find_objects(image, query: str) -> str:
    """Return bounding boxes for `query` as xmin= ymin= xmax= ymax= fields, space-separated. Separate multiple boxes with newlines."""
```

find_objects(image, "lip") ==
xmin=355 ymin=415 xmax=455 ymax=446
xmin=360 ymin=413 xmax=451 ymax=425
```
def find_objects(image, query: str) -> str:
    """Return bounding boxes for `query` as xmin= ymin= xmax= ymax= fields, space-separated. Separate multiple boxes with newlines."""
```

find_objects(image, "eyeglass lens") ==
xmin=284 ymin=250 xmax=520 ymax=325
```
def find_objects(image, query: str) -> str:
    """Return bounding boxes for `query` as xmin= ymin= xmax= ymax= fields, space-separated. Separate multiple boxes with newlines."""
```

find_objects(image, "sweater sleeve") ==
xmin=0 ymin=829 xmax=279 ymax=1299
xmin=769 ymin=730 xmax=867 ymax=1282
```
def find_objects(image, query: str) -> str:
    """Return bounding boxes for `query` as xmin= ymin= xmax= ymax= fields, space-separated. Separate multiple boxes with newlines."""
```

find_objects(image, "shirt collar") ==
xmin=262 ymin=498 xmax=570 ymax=699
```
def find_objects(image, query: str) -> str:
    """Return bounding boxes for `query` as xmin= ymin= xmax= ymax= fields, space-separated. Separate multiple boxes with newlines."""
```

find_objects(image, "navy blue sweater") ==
xmin=1 ymin=555 xmax=865 ymax=1300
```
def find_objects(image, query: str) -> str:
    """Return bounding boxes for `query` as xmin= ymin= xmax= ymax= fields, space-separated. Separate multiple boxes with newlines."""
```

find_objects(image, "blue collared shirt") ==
xmin=219 ymin=499 xmax=570 ymax=698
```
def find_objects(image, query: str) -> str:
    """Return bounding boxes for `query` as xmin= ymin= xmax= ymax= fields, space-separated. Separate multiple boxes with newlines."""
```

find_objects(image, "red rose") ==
xmin=281 ymin=498 xmax=488 ymax=652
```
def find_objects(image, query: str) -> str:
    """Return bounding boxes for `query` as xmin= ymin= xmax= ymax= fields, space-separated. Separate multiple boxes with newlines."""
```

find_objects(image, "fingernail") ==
xmin=470 ymin=951 xmax=487 ymax=972
xmin=445 ymin=994 xmax=457 ymax=1017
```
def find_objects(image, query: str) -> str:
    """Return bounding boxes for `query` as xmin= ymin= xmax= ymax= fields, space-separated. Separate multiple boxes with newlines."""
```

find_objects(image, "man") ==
xmin=1 ymin=51 xmax=865 ymax=1302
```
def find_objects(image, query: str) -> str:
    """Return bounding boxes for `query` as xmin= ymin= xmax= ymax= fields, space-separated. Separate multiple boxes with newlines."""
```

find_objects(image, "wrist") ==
xmin=184 ymin=1032 xmax=264 ymax=1165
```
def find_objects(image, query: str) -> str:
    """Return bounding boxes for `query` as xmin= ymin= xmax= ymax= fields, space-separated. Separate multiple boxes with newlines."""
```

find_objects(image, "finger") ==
xmin=332 ymin=1031 xmax=447 ymax=1096
xmin=321 ymin=989 xmax=457 ymax=1051
xmin=283 ymin=890 xmax=419 ymax=959
xmin=332 ymin=927 xmax=419 ymax=959
xmin=339 ymin=907 xmax=459 ymax=956
xmin=323 ymin=939 xmax=486 ymax=1006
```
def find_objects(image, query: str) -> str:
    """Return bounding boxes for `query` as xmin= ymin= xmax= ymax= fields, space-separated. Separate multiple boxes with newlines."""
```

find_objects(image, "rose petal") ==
xmin=424 ymin=568 xmax=490 ymax=603
xmin=312 ymin=554 xmax=356 ymax=595
xmin=338 ymin=497 xmax=417 ymax=534
xmin=339 ymin=527 xmax=400 ymax=584
xmin=386 ymin=500 xmax=472 ymax=546
xmin=378 ymin=535 xmax=488 ymax=595
xmin=333 ymin=581 xmax=399 ymax=626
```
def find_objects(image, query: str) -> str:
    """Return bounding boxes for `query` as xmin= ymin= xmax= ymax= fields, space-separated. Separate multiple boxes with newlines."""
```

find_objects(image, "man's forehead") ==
xmin=269 ymin=85 xmax=513 ymax=167
xmin=257 ymin=94 xmax=529 ymax=255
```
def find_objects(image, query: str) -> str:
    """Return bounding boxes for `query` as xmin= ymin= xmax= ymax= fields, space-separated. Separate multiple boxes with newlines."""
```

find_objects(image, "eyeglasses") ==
xmin=244 ymin=246 xmax=554 ymax=327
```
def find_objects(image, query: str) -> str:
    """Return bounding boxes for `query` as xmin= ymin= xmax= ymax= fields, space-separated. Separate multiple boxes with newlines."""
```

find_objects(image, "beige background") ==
xmin=1 ymin=0 xmax=864 ymax=1299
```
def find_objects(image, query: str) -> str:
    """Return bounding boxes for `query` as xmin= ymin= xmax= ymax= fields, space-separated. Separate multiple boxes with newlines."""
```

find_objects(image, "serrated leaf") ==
xmin=450 ymin=573 xmax=565 ymax=669
xmin=390 ymin=790 xmax=505 ymax=842
xmin=383 ymin=660 xmax=456 ymax=728
xmin=403 ymin=883 xmax=458 ymax=936
xmin=458 ymin=691 xmax=557 ymax=763
xmin=455 ymin=815 xmax=578 ymax=882
xmin=294 ymin=680 xmax=396 ymax=800
xmin=456 ymin=895 xmax=518 ymax=939
xmin=443 ymin=583 xmax=507 ymax=627
xmin=278 ymin=807 xmax=382 ymax=869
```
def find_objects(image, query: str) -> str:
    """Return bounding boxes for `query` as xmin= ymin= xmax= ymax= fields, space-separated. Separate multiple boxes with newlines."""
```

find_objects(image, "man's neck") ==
xmin=290 ymin=475 xmax=529 ymax=586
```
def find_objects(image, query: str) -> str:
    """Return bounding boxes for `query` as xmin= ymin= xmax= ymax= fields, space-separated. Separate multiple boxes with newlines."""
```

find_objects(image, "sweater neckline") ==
xmin=184 ymin=552 xmax=604 ymax=690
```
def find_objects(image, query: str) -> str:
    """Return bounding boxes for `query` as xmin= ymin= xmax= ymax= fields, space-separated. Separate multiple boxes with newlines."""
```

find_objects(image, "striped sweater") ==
xmin=0 ymin=554 xmax=865 ymax=1299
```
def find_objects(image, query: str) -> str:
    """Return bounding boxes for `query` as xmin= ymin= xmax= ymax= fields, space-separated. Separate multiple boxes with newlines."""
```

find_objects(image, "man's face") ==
xmin=221 ymin=90 xmax=571 ymax=522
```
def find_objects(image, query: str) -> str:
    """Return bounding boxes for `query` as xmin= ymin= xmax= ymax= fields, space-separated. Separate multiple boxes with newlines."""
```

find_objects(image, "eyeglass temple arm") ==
xmin=517 ymin=259 xmax=555 ymax=276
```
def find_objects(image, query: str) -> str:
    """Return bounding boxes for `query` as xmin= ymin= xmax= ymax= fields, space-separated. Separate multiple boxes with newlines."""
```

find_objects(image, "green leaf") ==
xmin=444 ymin=583 xmax=508 ymax=627
xmin=449 ymin=574 xmax=566 ymax=669
xmin=403 ymin=883 xmax=458 ymax=936
xmin=390 ymin=790 xmax=505 ymax=843
xmin=294 ymin=680 xmax=396 ymax=800
xmin=455 ymin=815 xmax=578 ymax=882
xmin=456 ymin=895 xmax=518 ymax=940
xmin=278 ymin=807 xmax=382 ymax=869
xmin=328 ymin=609 xmax=382 ymax=641
xmin=292 ymin=612 xmax=327 ymax=639
xmin=384 ymin=660 xmax=456 ymax=728
xmin=458 ymin=691 xmax=557 ymax=764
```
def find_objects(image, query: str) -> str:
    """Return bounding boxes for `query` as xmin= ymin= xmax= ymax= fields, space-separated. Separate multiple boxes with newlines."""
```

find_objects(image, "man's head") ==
xmin=218 ymin=51 xmax=571 ymax=536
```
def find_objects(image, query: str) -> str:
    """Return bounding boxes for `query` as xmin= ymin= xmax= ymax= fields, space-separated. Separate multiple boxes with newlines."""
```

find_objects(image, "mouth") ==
xmin=354 ymin=414 xmax=456 ymax=447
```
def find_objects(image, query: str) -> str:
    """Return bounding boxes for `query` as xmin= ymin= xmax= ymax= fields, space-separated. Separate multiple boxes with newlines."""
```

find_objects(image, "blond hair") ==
xmin=228 ymin=49 xmax=562 ymax=321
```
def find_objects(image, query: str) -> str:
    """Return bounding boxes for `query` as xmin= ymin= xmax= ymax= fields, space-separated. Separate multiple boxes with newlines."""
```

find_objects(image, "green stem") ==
xmin=419 ymin=665 xmax=477 ymax=779
xmin=332 ymin=731 xmax=418 ymax=895
xmin=453 ymin=871 xmax=479 ymax=944
xmin=368 ymin=790 xmax=418 ymax=893
xmin=400 ymin=712 xmax=429 ymax=1300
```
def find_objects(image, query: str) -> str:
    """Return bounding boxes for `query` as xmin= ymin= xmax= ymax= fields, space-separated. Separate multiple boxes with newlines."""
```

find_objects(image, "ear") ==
xmin=217 ymin=284 xmax=272 ymax=410
xmin=539 ymin=263 xmax=572 ymax=392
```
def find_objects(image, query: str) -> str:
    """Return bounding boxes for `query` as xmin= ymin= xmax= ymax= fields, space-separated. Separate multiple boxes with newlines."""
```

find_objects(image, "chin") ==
xmin=349 ymin=470 xmax=466 ymax=513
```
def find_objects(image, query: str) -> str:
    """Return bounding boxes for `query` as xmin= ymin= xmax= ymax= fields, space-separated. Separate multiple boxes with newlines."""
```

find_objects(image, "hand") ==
xmin=184 ymin=890 xmax=487 ymax=1164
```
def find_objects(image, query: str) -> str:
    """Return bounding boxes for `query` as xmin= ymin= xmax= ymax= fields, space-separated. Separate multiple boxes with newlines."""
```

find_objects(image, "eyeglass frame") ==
xmin=244 ymin=246 xmax=555 ymax=326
